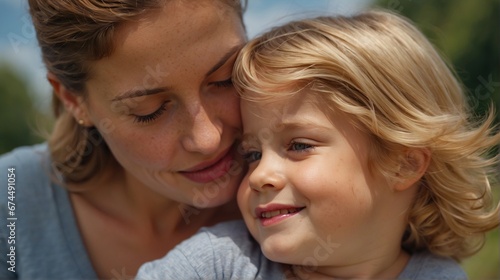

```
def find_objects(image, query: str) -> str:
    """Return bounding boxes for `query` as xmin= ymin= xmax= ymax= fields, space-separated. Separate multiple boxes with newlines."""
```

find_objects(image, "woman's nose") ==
xmin=181 ymin=103 xmax=222 ymax=155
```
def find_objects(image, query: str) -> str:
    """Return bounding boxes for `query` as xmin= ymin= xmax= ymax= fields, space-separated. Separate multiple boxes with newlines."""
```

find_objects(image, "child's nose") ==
xmin=248 ymin=153 xmax=286 ymax=192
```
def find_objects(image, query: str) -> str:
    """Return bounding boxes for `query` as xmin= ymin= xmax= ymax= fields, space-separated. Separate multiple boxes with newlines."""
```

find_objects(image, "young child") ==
xmin=136 ymin=10 xmax=499 ymax=279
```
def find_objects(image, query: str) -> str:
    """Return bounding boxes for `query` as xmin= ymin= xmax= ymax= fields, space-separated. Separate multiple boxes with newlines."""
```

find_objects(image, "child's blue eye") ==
xmin=212 ymin=78 xmax=233 ymax=88
xmin=243 ymin=151 xmax=262 ymax=163
xmin=289 ymin=141 xmax=313 ymax=152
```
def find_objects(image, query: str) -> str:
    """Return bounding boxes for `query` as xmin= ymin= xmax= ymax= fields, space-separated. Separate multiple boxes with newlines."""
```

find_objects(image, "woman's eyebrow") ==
xmin=205 ymin=43 xmax=244 ymax=78
xmin=111 ymin=87 xmax=168 ymax=102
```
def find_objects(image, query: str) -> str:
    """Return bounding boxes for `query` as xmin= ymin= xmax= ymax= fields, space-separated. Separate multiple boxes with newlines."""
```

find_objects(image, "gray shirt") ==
xmin=0 ymin=144 xmax=98 ymax=279
xmin=137 ymin=220 xmax=468 ymax=280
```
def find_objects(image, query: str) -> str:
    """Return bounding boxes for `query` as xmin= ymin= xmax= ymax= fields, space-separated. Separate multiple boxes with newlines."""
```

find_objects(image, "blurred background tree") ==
xmin=373 ymin=0 xmax=499 ymax=121
xmin=372 ymin=1 xmax=500 ymax=279
xmin=0 ymin=63 xmax=47 ymax=154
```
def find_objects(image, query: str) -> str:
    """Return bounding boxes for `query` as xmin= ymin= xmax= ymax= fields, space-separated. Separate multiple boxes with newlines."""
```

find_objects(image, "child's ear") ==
xmin=393 ymin=148 xmax=431 ymax=191
xmin=47 ymin=72 xmax=92 ymax=127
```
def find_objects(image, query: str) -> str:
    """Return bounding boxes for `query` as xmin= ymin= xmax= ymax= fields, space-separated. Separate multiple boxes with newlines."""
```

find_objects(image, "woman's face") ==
xmin=82 ymin=0 xmax=246 ymax=207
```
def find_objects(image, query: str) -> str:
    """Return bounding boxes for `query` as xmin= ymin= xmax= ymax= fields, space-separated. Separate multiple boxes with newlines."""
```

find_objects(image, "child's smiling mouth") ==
xmin=260 ymin=207 xmax=303 ymax=218
xmin=255 ymin=204 xmax=305 ymax=226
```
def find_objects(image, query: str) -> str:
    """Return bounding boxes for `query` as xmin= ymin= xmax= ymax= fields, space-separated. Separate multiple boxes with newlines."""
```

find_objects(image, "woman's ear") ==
xmin=393 ymin=148 xmax=431 ymax=191
xmin=47 ymin=72 xmax=92 ymax=127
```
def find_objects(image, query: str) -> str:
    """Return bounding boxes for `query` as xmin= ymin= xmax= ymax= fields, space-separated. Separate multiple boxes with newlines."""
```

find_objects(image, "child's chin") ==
xmin=261 ymin=242 xmax=297 ymax=263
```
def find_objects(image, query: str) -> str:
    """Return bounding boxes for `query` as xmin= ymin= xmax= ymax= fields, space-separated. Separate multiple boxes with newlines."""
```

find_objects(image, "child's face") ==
xmin=238 ymin=90 xmax=412 ymax=272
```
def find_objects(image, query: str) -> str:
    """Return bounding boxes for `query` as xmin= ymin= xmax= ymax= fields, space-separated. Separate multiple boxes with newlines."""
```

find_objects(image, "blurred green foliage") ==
xmin=373 ymin=1 xmax=500 ymax=279
xmin=0 ymin=63 xmax=46 ymax=154
xmin=373 ymin=0 xmax=499 ymax=121
xmin=462 ymin=184 xmax=500 ymax=279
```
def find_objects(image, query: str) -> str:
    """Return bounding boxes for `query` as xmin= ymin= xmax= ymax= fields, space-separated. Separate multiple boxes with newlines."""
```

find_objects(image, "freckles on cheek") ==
xmin=224 ymin=97 xmax=242 ymax=126
xmin=237 ymin=175 xmax=251 ymax=202
xmin=297 ymin=167 xmax=331 ymax=195
xmin=100 ymin=128 xmax=171 ymax=169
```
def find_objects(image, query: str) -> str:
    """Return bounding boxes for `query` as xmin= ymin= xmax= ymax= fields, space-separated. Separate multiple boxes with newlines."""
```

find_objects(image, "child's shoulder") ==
xmin=399 ymin=251 xmax=467 ymax=280
xmin=199 ymin=219 xmax=251 ymax=241
xmin=197 ymin=219 xmax=266 ymax=257
xmin=137 ymin=220 xmax=284 ymax=279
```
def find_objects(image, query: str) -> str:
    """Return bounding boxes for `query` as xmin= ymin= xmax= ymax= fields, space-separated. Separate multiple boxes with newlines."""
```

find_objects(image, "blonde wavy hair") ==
xmin=29 ymin=0 xmax=246 ymax=184
xmin=233 ymin=10 xmax=500 ymax=260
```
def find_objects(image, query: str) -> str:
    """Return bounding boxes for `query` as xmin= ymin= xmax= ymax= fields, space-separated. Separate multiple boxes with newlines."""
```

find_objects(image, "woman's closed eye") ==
xmin=210 ymin=78 xmax=233 ymax=88
xmin=133 ymin=102 xmax=168 ymax=124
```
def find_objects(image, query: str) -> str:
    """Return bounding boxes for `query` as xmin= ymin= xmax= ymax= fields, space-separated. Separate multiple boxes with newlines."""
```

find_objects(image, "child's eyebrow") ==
xmin=241 ymin=120 xmax=332 ymax=143
xmin=241 ymin=133 xmax=259 ymax=146
xmin=277 ymin=120 xmax=331 ymax=131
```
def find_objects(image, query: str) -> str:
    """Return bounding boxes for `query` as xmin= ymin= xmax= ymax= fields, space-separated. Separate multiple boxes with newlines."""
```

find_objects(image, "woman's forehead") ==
xmin=85 ymin=0 xmax=245 ymax=99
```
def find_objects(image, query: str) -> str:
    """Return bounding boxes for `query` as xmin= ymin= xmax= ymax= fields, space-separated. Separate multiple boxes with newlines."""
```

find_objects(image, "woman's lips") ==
xmin=255 ymin=204 xmax=305 ymax=227
xmin=180 ymin=148 xmax=234 ymax=184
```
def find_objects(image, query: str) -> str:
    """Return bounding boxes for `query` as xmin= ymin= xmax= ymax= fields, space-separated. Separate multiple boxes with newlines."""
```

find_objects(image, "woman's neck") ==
xmin=67 ymin=163 xmax=240 ymax=234
xmin=66 ymin=164 xmax=240 ymax=279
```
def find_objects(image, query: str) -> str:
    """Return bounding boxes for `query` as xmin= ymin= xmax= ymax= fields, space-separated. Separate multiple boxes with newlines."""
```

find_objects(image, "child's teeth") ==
xmin=262 ymin=208 xmax=299 ymax=218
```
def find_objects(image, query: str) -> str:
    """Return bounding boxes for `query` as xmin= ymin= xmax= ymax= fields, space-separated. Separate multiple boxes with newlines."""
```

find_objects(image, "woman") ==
xmin=0 ymin=0 xmax=246 ymax=279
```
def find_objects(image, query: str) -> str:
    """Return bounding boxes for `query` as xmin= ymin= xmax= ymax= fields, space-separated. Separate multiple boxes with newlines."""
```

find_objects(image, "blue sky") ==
xmin=0 ymin=0 xmax=370 ymax=110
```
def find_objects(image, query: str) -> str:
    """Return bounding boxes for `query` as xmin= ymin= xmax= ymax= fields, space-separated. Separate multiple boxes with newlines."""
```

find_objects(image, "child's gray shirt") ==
xmin=137 ymin=220 xmax=468 ymax=280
